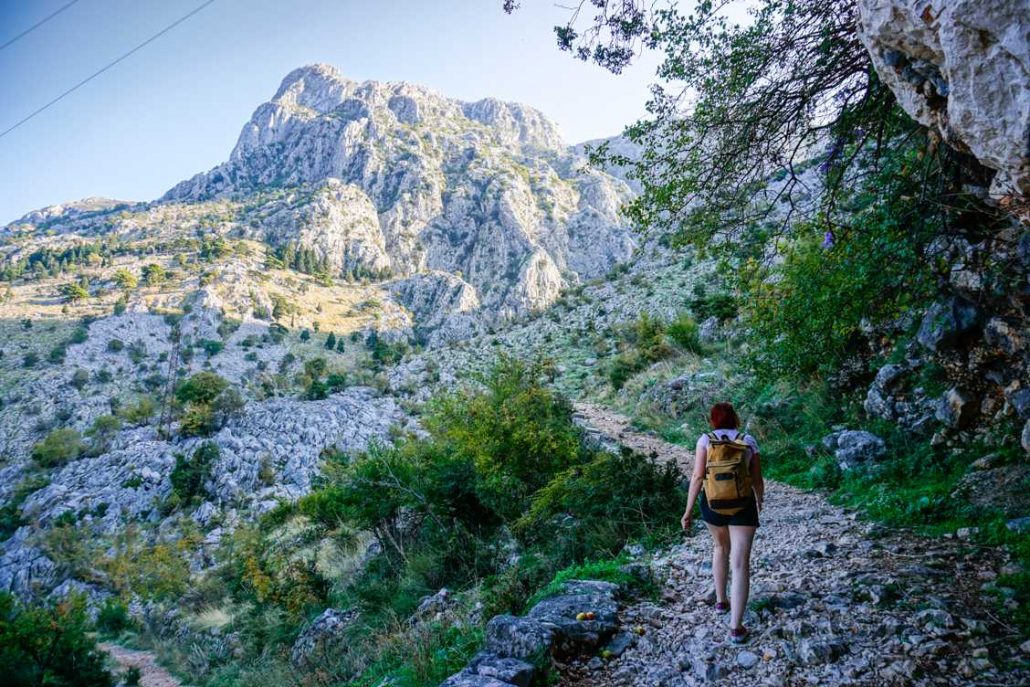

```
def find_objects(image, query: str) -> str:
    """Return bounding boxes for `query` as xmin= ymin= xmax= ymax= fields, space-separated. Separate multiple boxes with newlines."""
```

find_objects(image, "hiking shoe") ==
xmin=729 ymin=626 xmax=749 ymax=644
xmin=714 ymin=601 xmax=730 ymax=613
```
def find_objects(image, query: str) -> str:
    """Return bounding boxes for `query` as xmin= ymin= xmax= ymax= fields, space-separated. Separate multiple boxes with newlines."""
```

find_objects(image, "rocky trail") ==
xmin=99 ymin=642 xmax=185 ymax=687
xmin=564 ymin=404 xmax=1030 ymax=686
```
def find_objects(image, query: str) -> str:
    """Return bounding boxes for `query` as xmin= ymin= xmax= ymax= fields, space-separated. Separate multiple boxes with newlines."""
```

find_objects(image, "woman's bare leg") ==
xmin=728 ymin=525 xmax=757 ymax=630
xmin=705 ymin=523 xmax=730 ymax=604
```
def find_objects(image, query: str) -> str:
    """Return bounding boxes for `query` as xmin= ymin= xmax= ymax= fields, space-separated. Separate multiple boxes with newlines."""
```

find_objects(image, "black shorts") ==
xmin=699 ymin=490 xmax=760 ymax=527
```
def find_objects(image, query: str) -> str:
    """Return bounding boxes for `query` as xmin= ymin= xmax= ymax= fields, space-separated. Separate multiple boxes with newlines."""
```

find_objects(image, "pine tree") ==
xmin=325 ymin=332 xmax=337 ymax=350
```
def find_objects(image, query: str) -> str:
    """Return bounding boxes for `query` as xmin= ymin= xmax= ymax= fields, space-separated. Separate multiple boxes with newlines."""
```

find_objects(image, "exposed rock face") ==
xmin=856 ymin=0 xmax=1030 ymax=202
xmin=291 ymin=608 xmax=359 ymax=669
xmin=388 ymin=271 xmax=482 ymax=343
xmin=256 ymin=179 xmax=391 ymax=278
xmin=18 ymin=388 xmax=409 ymax=536
xmin=163 ymin=63 xmax=636 ymax=319
xmin=443 ymin=580 xmax=621 ymax=686
xmin=822 ymin=429 xmax=888 ymax=471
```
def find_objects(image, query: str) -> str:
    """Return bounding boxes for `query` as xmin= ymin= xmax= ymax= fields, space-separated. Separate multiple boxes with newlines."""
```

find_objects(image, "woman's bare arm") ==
xmin=681 ymin=443 xmax=707 ymax=529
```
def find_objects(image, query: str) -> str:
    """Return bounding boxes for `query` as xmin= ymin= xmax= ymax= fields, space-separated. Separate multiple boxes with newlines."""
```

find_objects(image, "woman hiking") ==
xmin=681 ymin=402 xmax=764 ymax=644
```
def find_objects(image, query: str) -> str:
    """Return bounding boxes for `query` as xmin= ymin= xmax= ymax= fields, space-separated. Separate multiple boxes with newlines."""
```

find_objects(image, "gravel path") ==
xmin=100 ymin=642 xmax=185 ymax=687
xmin=565 ymin=403 xmax=1029 ymax=686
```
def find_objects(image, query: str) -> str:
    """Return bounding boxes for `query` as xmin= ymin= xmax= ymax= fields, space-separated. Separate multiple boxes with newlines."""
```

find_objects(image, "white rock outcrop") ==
xmin=857 ymin=0 xmax=1030 ymax=201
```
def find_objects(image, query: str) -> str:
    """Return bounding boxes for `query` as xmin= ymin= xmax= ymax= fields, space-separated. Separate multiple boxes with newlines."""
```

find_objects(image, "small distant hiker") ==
xmin=681 ymin=402 xmax=764 ymax=644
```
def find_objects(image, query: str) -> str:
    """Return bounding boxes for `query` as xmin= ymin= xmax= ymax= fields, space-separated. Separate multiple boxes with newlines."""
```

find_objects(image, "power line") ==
xmin=0 ymin=0 xmax=216 ymax=141
xmin=0 ymin=0 xmax=82 ymax=53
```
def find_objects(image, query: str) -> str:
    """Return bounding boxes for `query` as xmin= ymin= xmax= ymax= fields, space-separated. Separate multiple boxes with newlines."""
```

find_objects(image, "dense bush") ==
xmin=666 ymin=312 xmax=702 ymax=354
xmin=117 ymin=395 xmax=156 ymax=425
xmin=169 ymin=441 xmax=219 ymax=505
xmin=175 ymin=371 xmax=229 ymax=405
xmin=608 ymin=313 xmax=675 ymax=389
xmin=688 ymin=286 xmax=738 ymax=322
xmin=0 ymin=592 xmax=112 ymax=686
xmin=280 ymin=355 xmax=683 ymax=681
xmin=95 ymin=598 xmax=131 ymax=636
xmin=31 ymin=428 xmax=85 ymax=467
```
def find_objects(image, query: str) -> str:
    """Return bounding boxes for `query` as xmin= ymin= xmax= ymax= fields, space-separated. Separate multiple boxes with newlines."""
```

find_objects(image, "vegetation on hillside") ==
xmin=127 ymin=357 xmax=681 ymax=686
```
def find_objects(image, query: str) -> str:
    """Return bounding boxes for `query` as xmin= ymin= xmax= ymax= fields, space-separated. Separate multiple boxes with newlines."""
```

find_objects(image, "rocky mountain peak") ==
xmin=156 ymin=63 xmax=635 ymax=328
xmin=271 ymin=63 xmax=357 ymax=114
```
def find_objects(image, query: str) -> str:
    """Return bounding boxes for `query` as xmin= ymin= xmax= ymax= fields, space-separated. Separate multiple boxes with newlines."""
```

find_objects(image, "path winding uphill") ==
xmin=99 ymin=643 xmax=184 ymax=687
xmin=566 ymin=404 xmax=1030 ymax=686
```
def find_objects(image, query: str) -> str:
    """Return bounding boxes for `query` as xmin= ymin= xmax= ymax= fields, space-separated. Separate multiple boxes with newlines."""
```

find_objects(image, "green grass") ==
xmin=525 ymin=556 xmax=652 ymax=609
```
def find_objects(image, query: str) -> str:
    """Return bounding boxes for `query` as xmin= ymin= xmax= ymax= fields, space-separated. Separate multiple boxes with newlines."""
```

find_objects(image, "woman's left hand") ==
xmin=680 ymin=511 xmax=692 ymax=532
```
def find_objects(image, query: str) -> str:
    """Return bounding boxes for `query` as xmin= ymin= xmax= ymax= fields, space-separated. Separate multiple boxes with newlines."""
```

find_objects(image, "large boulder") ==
xmin=484 ymin=615 xmax=555 ymax=660
xmin=935 ymin=387 xmax=980 ymax=429
xmin=916 ymin=297 xmax=980 ymax=352
xmin=441 ymin=653 xmax=535 ymax=687
xmin=857 ymin=0 xmax=1030 ymax=202
xmin=290 ymin=608 xmax=358 ymax=669
xmin=446 ymin=580 xmax=621 ymax=686
xmin=822 ymin=430 xmax=888 ymax=470
xmin=953 ymin=464 xmax=1030 ymax=516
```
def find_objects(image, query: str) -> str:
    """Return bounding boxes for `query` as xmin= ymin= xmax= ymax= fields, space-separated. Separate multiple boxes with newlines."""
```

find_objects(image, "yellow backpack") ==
xmin=703 ymin=431 xmax=753 ymax=515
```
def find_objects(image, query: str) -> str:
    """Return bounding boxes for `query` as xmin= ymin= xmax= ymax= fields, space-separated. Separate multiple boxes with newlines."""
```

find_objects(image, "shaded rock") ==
xmin=412 ymin=587 xmax=456 ymax=624
xmin=823 ymin=430 xmax=887 ymax=470
xmin=484 ymin=615 xmax=555 ymax=660
xmin=291 ymin=608 xmax=358 ymax=669
xmin=603 ymin=632 xmax=637 ymax=658
xmin=1007 ymin=516 xmax=1030 ymax=533
xmin=935 ymin=387 xmax=979 ymax=429
xmin=915 ymin=298 xmax=980 ymax=352
xmin=953 ymin=464 xmax=1030 ymax=517
xmin=799 ymin=638 xmax=847 ymax=665
xmin=451 ymin=652 xmax=535 ymax=687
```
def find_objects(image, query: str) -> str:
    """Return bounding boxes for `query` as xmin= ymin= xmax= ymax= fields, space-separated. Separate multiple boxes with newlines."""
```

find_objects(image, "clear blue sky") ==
xmin=0 ymin=0 xmax=664 ymax=225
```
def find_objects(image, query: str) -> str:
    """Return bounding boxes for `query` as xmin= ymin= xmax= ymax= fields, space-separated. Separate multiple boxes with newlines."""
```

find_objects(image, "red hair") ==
xmin=709 ymin=402 xmax=740 ymax=429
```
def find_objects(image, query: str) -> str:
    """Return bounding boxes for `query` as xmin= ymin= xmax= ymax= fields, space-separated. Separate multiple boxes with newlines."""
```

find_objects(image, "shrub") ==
xmin=198 ymin=339 xmax=224 ymax=356
xmin=68 ymin=327 xmax=88 ymax=344
xmin=31 ymin=428 xmax=85 ymax=467
xmin=48 ymin=345 xmax=67 ymax=364
xmin=515 ymin=449 xmax=683 ymax=560
xmin=22 ymin=352 xmax=38 ymax=368
xmin=0 ymin=592 xmax=113 ymax=687
xmin=170 ymin=441 xmax=219 ymax=505
xmin=304 ymin=380 xmax=328 ymax=400
xmin=179 ymin=403 xmax=216 ymax=437
xmin=425 ymin=356 xmax=584 ymax=520
xmin=122 ymin=667 xmax=141 ymax=686
xmin=117 ymin=395 xmax=156 ymax=425
xmin=107 ymin=338 xmax=124 ymax=352
xmin=666 ymin=312 xmax=702 ymax=353
xmin=85 ymin=415 xmax=121 ymax=455
xmin=688 ymin=287 xmax=738 ymax=321
xmin=112 ymin=269 xmax=138 ymax=290
xmin=141 ymin=263 xmax=166 ymax=286
xmin=69 ymin=368 xmax=90 ymax=390
xmin=176 ymin=372 xmax=229 ymax=405
xmin=95 ymin=598 xmax=131 ymax=636
xmin=61 ymin=281 xmax=89 ymax=302
xmin=325 ymin=332 xmax=337 ymax=350
xmin=303 ymin=357 xmax=327 ymax=379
